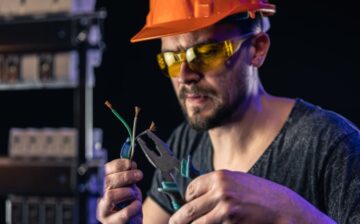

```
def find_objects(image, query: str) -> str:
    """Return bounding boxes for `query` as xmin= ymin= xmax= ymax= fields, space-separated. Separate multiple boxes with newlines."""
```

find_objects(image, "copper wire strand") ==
xmin=149 ymin=121 xmax=156 ymax=132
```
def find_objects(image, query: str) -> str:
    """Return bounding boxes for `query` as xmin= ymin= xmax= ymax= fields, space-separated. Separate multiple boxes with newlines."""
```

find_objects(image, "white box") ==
xmin=40 ymin=128 xmax=58 ymax=158
xmin=21 ymin=54 xmax=40 ymax=84
xmin=9 ymin=128 xmax=27 ymax=157
xmin=53 ymin=51 xmax=78 ymax=86
xmin=57 ymin=128 xmax=77 ymax=158
xmin=24 ymin=128 xmax=41 ymax=158
xmin=23 ymin=0 xmax=52 ymax=15
xmin=0 ymin=0 xmax=22 ymax=16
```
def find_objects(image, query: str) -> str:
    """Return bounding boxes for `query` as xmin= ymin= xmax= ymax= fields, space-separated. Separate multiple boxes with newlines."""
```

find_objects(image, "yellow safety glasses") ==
xmin=157 ymin=33 xmax=253 ymax=78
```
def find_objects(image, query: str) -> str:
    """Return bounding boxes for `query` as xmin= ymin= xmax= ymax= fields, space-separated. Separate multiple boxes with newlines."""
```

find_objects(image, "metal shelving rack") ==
xmin=0 ymin=11 xmax=106 ymax=224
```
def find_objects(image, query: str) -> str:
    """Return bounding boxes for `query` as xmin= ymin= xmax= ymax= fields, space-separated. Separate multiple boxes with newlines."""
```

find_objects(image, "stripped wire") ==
xmin=104 ymin=100 xmax=133 ymax=143
xmin=130 ymin=106 xmax=141 ymax=159
xmin=149 ymin=121 xmax=156 ymax=132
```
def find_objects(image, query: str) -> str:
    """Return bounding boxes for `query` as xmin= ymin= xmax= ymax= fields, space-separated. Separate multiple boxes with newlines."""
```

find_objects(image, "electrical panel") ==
xmin=0 ymin=1 xmax=106 ymax=223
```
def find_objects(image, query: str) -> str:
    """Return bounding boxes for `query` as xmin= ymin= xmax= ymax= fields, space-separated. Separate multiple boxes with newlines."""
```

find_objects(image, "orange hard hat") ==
xmin=131 ymin=0 xmax=276 ymax=43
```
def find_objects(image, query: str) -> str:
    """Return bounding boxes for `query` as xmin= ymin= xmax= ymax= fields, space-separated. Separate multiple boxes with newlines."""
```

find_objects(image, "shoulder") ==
xmin=282 ymin=99 xmax=360 ymax=175
xmin=288 ymin=98 xmax=359 ymax=144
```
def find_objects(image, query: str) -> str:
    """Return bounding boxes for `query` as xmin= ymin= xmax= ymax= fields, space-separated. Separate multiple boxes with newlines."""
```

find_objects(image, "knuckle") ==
xmin=121 ymin=207 xmax=132 ymax=221
xmin=184 ymin=204 xmax=196 ymax=219
xmin=213 ymin=170 xmax=227 ymax=183
xmin=212 ymin=172 xmax=232 ymax=193
xmin=105 ymin=159 xmax=132 ymax=175
xmin=121 ymin=171 xmax=136 ymax=184
xmin=120 ymin=172 xmax=130 ymax=185
xmin=219 ymin=190 xmax=232 ymax=202
xmin=120 ymin=159 xmax=132 ymax=170
xmin=104 ymin=176 xmax=112 ymax=189
xmin=104 ymin=190 xmax=116 ymax=202
xmin=213 ymin=183 xmax=228 ymax=199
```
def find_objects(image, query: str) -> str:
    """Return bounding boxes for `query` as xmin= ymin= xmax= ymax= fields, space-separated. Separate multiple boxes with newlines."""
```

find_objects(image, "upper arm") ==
xmin=143 ymin=197 xmax=170 ymax=224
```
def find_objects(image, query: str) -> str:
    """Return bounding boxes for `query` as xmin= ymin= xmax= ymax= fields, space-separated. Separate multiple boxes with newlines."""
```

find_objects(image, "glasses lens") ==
xmin=188 ymin=41 xmax=231 ymax=73
xmin=157 ymin=52 xmax=185 ymax=77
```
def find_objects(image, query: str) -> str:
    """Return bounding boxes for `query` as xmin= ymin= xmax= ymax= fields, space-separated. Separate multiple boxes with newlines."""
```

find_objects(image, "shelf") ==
xmin=0 ymin=157 xmax=76 ymax=196
xmin=0 ymin=157 xmax=104 ymax=196
xmin=0 ymin=81 xmax=77 ymax=90
xmin=0 ymin=11 xmax=106 ymax=53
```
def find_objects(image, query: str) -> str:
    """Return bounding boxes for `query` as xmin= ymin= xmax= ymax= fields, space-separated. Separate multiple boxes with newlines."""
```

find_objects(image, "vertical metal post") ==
xmin=74 ymin=23 xmax=93 ymax=224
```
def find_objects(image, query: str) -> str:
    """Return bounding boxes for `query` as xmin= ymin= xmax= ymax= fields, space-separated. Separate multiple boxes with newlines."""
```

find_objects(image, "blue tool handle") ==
xmin=120 ymin=137 xmax=132 ymax=159
xmin=158 ymin=155 xmax=201 ymax=211
xmin=181 ymin=155 xmax=201 ymax=179
xmin=115 ymin=138 xmax=134 ymax=210
xmin=158 ymin=181 xmax=185 ymax=211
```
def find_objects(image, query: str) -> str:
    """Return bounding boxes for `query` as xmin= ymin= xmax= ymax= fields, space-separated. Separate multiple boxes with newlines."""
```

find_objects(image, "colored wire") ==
xmin=104 ymin=100 xmax=133 ymax=141
xmin=130 ymin=106 xmax=141 ymax=159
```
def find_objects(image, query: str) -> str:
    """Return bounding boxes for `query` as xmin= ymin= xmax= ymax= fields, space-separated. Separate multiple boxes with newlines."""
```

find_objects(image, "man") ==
xmin=97 ymin=0 xmax=360 ymax=223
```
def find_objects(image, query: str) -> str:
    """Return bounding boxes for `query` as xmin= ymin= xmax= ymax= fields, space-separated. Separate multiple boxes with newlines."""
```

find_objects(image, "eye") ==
xmin=196 ymin=43 xmax=222 ymax=57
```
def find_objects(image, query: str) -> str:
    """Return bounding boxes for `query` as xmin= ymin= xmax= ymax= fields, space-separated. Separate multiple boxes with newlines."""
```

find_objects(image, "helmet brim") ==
xmin=130 ymin=3 xmax=275 ymax=43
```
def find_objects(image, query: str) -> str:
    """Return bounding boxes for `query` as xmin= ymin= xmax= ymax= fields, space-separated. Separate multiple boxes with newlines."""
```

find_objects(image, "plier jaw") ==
xmin=136 ymin=130 xmax=200 ymax=211
xmin=136 ymin=130 xmax=180 ymax=181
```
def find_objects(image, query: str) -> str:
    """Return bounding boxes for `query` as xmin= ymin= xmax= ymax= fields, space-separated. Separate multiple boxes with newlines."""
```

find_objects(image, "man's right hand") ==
xmin=97 ymin=158 xmax=143 ymax=224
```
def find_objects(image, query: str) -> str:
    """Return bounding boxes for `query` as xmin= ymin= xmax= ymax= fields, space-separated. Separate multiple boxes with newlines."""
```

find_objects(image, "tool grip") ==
xmin=181 ymin=155 xmax=200 ymax=179
xmin=158 ymin=155 xmax=201 ymax=211
xmin=158 ymin=181 xmax=185 ymax=211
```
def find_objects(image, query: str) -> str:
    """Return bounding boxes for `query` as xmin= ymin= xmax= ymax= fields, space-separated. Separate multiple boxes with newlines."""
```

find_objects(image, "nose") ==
xmin=176 ymin=62 xmax=201 ymax=85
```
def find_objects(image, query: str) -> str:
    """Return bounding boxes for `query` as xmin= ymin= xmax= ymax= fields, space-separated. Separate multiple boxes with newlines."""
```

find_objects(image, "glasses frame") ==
xmin=157 ymin=32 xmax=255 ymax=78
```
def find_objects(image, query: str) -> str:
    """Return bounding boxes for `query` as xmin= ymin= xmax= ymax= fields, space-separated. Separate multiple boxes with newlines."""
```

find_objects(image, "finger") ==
xmin=130 ymin=214 xmax=143 ymax=224
xmin=169 ymin=190 xmax=218 ymax=224
xmin=105 ymin=169 xmax=143 ymax=189
xmin=131 ymin=161 xmax=137 ymax=169
xmin=105 ymin=159 xmax=137 ymax=175
xmin=185 ymin=171 xmax=222 ymax=201
xmin=134 ymin=186 xmax=143 ymax=201
xmin=104 ymin=200 xmax=142 ymax=224
xmin=97 ymin=187 xmax=140 ymax=218
xmin=191 ymin=202 xmax=227 ymax=224
xmin=192 ymin=202 xmax=249 ymax=224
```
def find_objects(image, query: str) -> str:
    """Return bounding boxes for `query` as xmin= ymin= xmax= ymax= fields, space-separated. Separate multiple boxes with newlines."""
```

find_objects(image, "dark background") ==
xmin=0 ymin=0 xmax=359 ymax=222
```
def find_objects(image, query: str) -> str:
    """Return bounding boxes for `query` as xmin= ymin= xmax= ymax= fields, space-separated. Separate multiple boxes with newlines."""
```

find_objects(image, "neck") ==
xmin=208 ymin=83 xmax=294 ymax=172
xmin=209 ymin=91 xmax=267 ymax=155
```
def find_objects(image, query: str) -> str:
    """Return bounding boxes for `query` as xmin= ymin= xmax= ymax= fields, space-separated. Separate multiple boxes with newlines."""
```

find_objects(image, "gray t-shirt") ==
xmin=148 ymin=99 xmax=360 ymax=223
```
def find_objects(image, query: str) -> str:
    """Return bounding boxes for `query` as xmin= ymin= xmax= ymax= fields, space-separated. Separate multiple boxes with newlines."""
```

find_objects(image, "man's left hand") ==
xmin=169 ymin=170 xmax=334 ymax=224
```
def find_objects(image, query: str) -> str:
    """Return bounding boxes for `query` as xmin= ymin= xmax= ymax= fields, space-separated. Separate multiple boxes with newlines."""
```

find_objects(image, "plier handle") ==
xmin=137 ymin=130 xmax=200 ymax=210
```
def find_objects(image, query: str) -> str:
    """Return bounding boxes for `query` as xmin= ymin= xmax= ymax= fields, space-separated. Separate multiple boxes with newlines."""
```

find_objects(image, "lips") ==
xmin=179 ymin=85 xmax=216 ymax=107
xmin=185 ymin=93 xmax=209 ymax=105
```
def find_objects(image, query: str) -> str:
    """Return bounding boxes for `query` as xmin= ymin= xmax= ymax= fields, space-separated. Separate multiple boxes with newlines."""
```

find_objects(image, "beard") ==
xmin=178 ymin=81 xmax=246 ymax=131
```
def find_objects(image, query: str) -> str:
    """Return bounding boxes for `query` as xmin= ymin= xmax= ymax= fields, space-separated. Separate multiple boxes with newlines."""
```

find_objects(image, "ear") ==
xmin=250 ymin=32 xmax=270 ymax=67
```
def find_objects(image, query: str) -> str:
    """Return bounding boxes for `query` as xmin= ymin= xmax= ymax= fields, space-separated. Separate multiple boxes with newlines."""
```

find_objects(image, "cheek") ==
xmin=217 ymin=74 xmax=242 ymax=103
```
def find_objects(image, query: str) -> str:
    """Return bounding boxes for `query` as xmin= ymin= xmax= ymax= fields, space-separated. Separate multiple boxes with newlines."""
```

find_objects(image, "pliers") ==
xmin=136 ymin=130 xmax=200 ymax=211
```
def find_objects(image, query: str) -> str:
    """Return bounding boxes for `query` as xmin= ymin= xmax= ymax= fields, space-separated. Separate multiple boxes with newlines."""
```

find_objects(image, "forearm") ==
xmin=143 ymin=197 xmax=170 ymax=224
xmin=279 ymin=187 xmax=336 ymax=224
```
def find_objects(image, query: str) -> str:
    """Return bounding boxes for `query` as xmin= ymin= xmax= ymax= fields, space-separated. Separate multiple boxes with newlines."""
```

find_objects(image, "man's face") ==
xmin=161 ymin=24 xmax=253 ymax=131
